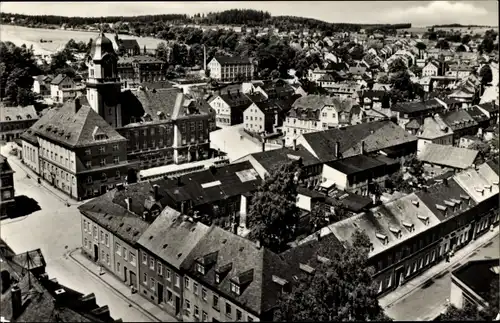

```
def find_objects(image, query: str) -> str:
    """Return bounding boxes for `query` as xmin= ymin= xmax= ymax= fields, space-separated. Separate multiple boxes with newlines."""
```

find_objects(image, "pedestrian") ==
xmin=130 ymin=285 xmax=136 ymax=294
xmin=99 ymin=265 xmax=104 ymax=276
xmin=445 ymin=253 xmax=450 ymax=263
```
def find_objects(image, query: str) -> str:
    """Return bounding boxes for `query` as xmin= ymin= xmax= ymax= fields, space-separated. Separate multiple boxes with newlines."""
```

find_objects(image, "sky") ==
xmin=1 ymin=1 xmax=498 ymax=27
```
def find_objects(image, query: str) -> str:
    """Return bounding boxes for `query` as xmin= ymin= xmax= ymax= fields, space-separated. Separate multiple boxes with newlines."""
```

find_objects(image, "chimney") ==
xmin=334 ymin=141 xmax=340 ymax=158
xmin=11 ymin=284 xmax=22 ymax=319
xmin=153 ymin=184 xmax=159 ymax=200
xmin=54 ymin=288 xmax=67 ymax=306
xmin=293 ymin=139 xmax=297 ymax=151
xmin=255 ymin=240 xmax=261 ymax=249
xmin=125 ymin=197 xmax=132 ymax=211
xmin=281 ymin=138 xmax=286 ymax=148
xmin=360 ymin=140 xmax=365 ymax=155
xmin=74 ymin=97 xmax=81 ymax=114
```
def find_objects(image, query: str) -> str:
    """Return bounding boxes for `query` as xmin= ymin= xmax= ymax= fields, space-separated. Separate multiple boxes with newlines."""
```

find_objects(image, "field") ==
xmin=0 ymin=24 xmax=165 ymax=54
xmin=401 ymin=26 xmax=497 ymax=35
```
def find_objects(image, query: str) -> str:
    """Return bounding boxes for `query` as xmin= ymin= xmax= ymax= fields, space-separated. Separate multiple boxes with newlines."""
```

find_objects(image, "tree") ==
xmin=461 ymin=34 xmax=472 ymax=44
xmin=415 ymin=42 xmax=426 ymax=59
xmin=377 ymin=73 xmax=389 ymax=84
xmin=410 ymin=65 xmax=422 ymax=77
xmin=456 ymin=44 xmax=466 ymax=52
xmin=274 ymin=230 xmax=391 ymax=322
xmin=479 ymin=65 xmax=493 ymax=85
xmin=247 ymin=161 xmax=301 ymax=253
xmin=387 ymin=171 xmax=412 ymax=193
xmin=481 ymin=37 xmax=495 ymax=53
xmin=435 ymin=39 xmax=450 ymax=50
xmin=126 ymin=169 xmax=138 ymax=184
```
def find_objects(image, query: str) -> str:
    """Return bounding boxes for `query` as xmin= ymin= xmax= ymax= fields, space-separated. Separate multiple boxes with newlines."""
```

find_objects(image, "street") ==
xmin=0 ymin=144 xmax=155 ymax=322
xmin=384 ymin=233 xmax=499 ymax=321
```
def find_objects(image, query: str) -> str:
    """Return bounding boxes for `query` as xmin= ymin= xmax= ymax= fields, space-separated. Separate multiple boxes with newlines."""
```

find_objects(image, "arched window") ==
xmin=102 ymin=55 xmax=115 ymax=78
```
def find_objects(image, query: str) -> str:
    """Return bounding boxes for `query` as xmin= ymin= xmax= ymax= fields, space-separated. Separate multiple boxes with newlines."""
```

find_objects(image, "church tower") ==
xmin=86 ymin=32 xmax=122 ymax=127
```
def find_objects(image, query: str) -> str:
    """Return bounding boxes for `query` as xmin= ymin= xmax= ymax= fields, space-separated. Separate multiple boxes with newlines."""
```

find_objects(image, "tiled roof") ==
xmin=118 ymin=55 xmax=164 ymax=65
xmin=392 ymin=99 xmax=443 ymax=113
xmin=311 ymin=193 xmax=440 ymax=258
xmin=248 ymin=145 xmax=321 ymax=172
xmin=214 ymin=56 xmax=252 ymax=65
xmin=165 ymin=161 xmax=262 ymax=206
xmin=0 ymin=105 xmax=37 ymax=122
xmin=417 ymin=116 xmax=453 ymax=140
xmin=441 ymin=109 xmax=478 ymax=130
xmin=111 ymin=180 xmax=169 ymax=216
xmin=405 ymin=119 xmax=421 ymax=130
xmin=466 ymin=106 xmax=490 ymax=122
xmin=78 ymin=189 xmax=151 ymax=245
xmin=300 ymin=120 xmax=417 ymax=162
xmin=118 ymin=38 xmax=140 ymax=50
xmin=137 ymin=207 xmax=211 ymax=268
xmin=452 ymin=259 xmax=500 ymax=302
xmin=453 ymin=165 xmax=499 ymax=203
xmin=32 ymin=96 xmax=126 ymax=148
xmin=419 ymin=143 xmax=478 ymax=169
xmin=478 ymin=101 xmax=498 ymax=113
xmin=181 ymin=226 xmax=293 ymax=315
xmin=292 ymin=95 xmax=358 ymax=114
xmin=50 ymin=74 xmax=70 ymax=85
xmin=486 ymin=160 xmax=499 ymax=176
xmin=416 ymin=176 xmax=476 ymax=222
xmin=326 ymin=154 xmax=386 ymax=176
xmin=123 ymin=88 xmax=180 ymax=124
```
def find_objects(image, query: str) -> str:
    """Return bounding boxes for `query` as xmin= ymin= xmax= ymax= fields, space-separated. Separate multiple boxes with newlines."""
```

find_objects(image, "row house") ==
xmin=79 ymin=187 xmax=152 ymax=290
xmin=297 ymin=120 xmax=418 ymax=163
xmin=323 ymin=81 xmax=363 ymax=99
xmin=0 ymin=104 xmax=38 ymax=141
xmin=283 ymin=95 xmax=360 ymax=145
xmin=418 ymin=143 xmax=479 ymax=171
xmin=118 ymin=88 xmax=215 ymax=168
xmin=117 ymin=55 xmax=166 ymax=89
xmin=22 ymin=96 xmax=135 ymax=200
xmin=208 ymin=56 xmax=254 ymax=82
xmin=300 ymin=162 xmax=498 ymax=296
xmin=446 ymin=65 xmax=474 ymax=80
xmin=136 ymin=207 xmax=211 ymax=320
xmin=476 ymin=101 xmax=499 ymax=125
xmin=208 ymin=90 xmax=266 ymax=127
xmin=181 ymin=225 xmax=292 ymax=322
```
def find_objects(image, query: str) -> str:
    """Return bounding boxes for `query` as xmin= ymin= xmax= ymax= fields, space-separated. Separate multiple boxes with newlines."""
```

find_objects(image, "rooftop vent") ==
xmin=460 ymin=194 xmax=471 ymax=200
xmin=418 ymin=214 xmax=430 ymax=224
xmin=436 ymin=204 xmax=447 ymax=211
xmin=163 ymin=244 xmax=168 ymax=249
xmin=389 ymin=227 xmax=402 ymax=238
xmin=299 ymin=263 xmax=315 ymax=274
xmin=411 ymin=200 xmax=419 ymax=207
xmin=444 ymin=200 xmax=455 ymax=207
xmin=402 ymin=222 xmax=415 ymax=231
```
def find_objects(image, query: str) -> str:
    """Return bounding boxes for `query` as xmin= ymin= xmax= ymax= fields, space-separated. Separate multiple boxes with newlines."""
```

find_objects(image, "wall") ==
xmin=244 ymin=104 xmax=265 ymax=132
xmin=210 ymin=96 xmax=231 ymax=126
xmin=322 ymin=164 xmax=348 ymax=190
xmin=22 ymin=140 xmax=40 ymax=174
xmin=296 ymin=194 xmax=312 ymax=211
xmin=113 ymin=236 xmax=139 ymax=288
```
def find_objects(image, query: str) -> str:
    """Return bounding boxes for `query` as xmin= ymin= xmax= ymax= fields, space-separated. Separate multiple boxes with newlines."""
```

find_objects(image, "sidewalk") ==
xmin=69 ymin=248 xmax=178 ymax=322
xmin=379 ymin=227 xmax=499 ymax=309
xmin=4 ymin=148 xmax=81 ymax=206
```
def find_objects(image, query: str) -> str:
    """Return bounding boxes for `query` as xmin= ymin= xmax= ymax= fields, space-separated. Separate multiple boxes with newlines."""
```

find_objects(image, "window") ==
xmin=84 ymin=238 xmax=88 ymax=248
xmin=93 ymin=226 xmax=97 ymax=240
xmin=142 ymin=253 xmax=147 ymax=264
xmin=213 ymin=295 xmax=219 ymax=310
xmin=194 ymin=306 xmax=200 ymax=318
xmin=185 ymin=299 xmax=191 ymax=312
xmin=230 ymin=282 xmax=240 ymax=295
xmin=87 ymin=176 xmax=93 ymax=184
xmin=101 ymin=173 xmax=107 ymax=181
xmin=130 ymin=253 xmax=136 ymax=266
xmin=85 ymin=161 xmax=92 ymax=168
xmin=150 ymin=277 xmax=155 ymax=291
xmin=202 ymin=311 xmax=208 ymax=322
xmin=113 ymin=156 xmax=119 ymax=164
xmin=100 ymin=158 xmax=106 ymax=166
xmin=99 ymin=146 xmax=105 ymax=153
xmin=196 ymin=263 xmax=205 ymax=275
xmin=85 ymin=149 xmax=91 ymax=155
xmin=99 ymin=230 xmax=103 ymax=242
xmin=149 ymin=256 xmax=155 ymax=270
xmin=174 ymin=274 xmax=180 ymax=287
xmin=143 ymin=273 xmax=148 ymax=285
xmin=225 ymin=303 xmax=232 ymax=317
xmin=215 ymin=273 xmax=220 ymax=284
xmin=157 ymin=262 xmax=163 ymax=276
xmin=106 ymin=253 xmax=110 ymax=265
xmin=123 ymin=248 xmax=128 ymax=260
xmin=104 ymin=233 xmax=109 ymax=246
xmin=184 ymin=277 xmax=190 ymax=290
xmin=113 ymin=144 xmax=119 ymax=151
xmin=194 ymin=282 xmax=199 ymax=295
xmin=166 ymin=269 xmax=171 ymax=281
xmin=236 ymin=309 xmax=242 ymax=321
xmin=202 ymin=288 xmax=207 ymax=301
xmin=115 ymin=170 xmax=120 ymax=179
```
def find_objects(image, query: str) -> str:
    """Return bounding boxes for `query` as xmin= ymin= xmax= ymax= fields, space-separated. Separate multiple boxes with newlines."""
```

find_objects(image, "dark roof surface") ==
xmin=249 ymin=145 xmax=321 ymax=171
xmin=214 ymin=56 xmax=252 ymax=65
xmin=326 ymin=154 xmax=386 ymax=175
xmin=453 ymin=258 xmax=499 ymax=302
xmin=301 ymin=120 xmax=417 ymax=162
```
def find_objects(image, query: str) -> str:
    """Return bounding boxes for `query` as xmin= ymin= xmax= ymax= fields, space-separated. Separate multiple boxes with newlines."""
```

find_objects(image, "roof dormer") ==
xmin=230 ymin=269 xmax=254 ymax=296
xmin=214 ymin=262 xmax=232 ymax=284
xmin=389 ymin=226 xmax=402 ymax=238
xmin=376 ymin=233 xmax=389 ymax=245
xmin=195 ymin=251 xmax=218 ymax=275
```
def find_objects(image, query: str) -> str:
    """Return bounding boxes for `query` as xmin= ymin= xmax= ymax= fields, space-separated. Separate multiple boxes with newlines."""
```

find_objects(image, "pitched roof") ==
xmin=137 ymin=207 xmax=211 ymax=268
xmin=291 ymin=95 xmax=358 ymax=113
xmin=300 ymin=120 xmax=417 ymax=162
xmin=0 ymin=154 xmax=13 ymax=175
xmin=214 ymin=56 xmax=252 ymax=65
xmin=326 ymin=154 xmax=386 ymax=175
xmin=78 ymin=189 xmax=151 ymax=245
xmin=453 ymin=165 xmax=499 ymax=203
xmin=452 ymin=258 xmax=499 ymax=302
xmin=118 ymin=38 xmax=140 ymax=49
xmin=0 ymin=105 xmax=37 ymax=122
xmin=441 ymin=109 xmax=478 ymax=130
xmin=417 ymin=116 xmax=453 ymax=140
xmin=392 ymin=99 xmax=443 ymax=113
xmin=418 ymin=143 xmax=478 ymax=169
xmin=50 ymin=74 xmax=70 ymax=85
xmin=118 ymin=55 xmax=164 ymax=65
xmin=32 ymin=96 xmax=126 ymax=148
xmin=466 ymin=106 xmax=490 ymax=123
xmin=181 ymin=226 xmax=293 ymax=315
xmin=478 ymin=101 xmax=498 ymax=113
xmin=247 ymin=145 xmax=321 ymax=172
